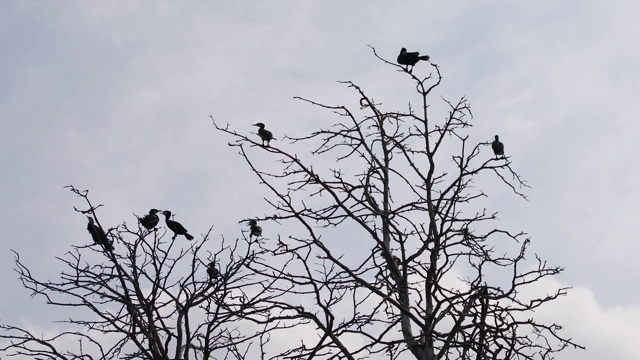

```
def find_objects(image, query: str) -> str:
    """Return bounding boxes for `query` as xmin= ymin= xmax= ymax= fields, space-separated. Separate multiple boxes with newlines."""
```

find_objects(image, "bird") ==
xmin=86 ymin=216 xmax=114 ymax=251
xmin=397 ymin=48 xmax=430 ymax=73
xmin=139 ymin=209 xmax=160 ymax=230
xmin=249 ymin=219 xmax=262 ymax=238
xmin=491 ymin=135 xmax=505 ymax=158
xmin=161 ymin=211 xmax=194 ymax=240
xmin=253 ymin=123 xmax=275 ymax=146
xmin=207 ymin=261 xmax=219 ymax=280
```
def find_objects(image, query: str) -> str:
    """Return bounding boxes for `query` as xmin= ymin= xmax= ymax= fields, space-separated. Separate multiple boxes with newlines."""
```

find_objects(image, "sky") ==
xmin=1 ymin=1 xmax=639 ymax=359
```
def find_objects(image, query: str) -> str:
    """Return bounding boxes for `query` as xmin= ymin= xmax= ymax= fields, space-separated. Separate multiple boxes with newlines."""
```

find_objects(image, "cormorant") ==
xmin=252 ymin=123 xmax=275 ymax=146
xmin=491 ymin=135 xmax=505 ymax=158
xmin=207 ymin=261 xmax=219 ymax=280
xmin=397 ymin=48 xmax=430 ymax=73
xmin=139 ymin=209 xmax=160 ymax=230
xmin=87 ymin=216 xmax=114 ymax=251
xmin=249 ymin=219 xmax=262 ymax=238
xmin=161 ymin=211 xmax=194 ymax=240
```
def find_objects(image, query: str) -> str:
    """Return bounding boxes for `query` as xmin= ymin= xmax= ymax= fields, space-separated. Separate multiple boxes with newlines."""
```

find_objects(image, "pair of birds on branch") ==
xmin=138 ymin=209 xmax=194 ymax=240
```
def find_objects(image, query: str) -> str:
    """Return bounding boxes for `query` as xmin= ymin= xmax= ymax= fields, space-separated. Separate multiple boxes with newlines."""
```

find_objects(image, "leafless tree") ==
xmin=211 ymin=48 xmax=584 ymax=359
xmin=0 ymin=185 xmax=290 ymax=360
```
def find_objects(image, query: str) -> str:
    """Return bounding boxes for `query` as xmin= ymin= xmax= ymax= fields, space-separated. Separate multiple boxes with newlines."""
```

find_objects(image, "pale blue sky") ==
xmin=1 ymin=2 xmax=638 ymax=359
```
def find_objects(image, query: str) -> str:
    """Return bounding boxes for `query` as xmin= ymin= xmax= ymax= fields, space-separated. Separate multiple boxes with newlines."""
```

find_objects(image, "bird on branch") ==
xmin=161 ymin=210 xmax=194 ymax=240
xmin=86 ymin=216 xmax=114 ymax=251
xmin=397 ymin=47 xmax=430 ymax=73
xmin=249 ymin=219 xmax=262 ymax=238
xmin=138 ymin=209 xmax=160 ymax=230
xmin=253 ymin=122 xmax=275 ymax=146
xmin=207 ymin=261 xmax=220 ymax=280
xmin=492 ymin=135 xmax=505 ymax=158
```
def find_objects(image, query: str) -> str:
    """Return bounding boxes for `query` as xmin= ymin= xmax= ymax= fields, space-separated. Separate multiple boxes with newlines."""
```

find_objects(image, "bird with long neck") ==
xmin=253 ymin=123 xmax=275 ymax=146
xmin=491 ymin=135 xmax=505 ymax=158
xmin=161 ymin=210 xmax=194 ymax=240
xmin=397 ymin=47 xmax=430 ymax=74
xmin=86 ymin=216 xmax=114 ymax=251
xmin=139 ymin=209 xmax=160 ymax=230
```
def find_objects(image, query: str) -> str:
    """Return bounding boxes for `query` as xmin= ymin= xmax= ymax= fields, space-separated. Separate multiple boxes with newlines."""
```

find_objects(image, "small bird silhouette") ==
xmin=139 ymin=209 xmax=160 ymax=230
xmin=253 ymin=123 xmax=275 ymax=146
xmin=397 ymin=48 xmax=430 ymax=73
xmin=249 ymin=219 xmax=262 ymax=238
xmin=161 ymin=210 xmax=194 ymax=240
xmin=491 ymin=135 xmax=505 ymax=158
xmin=207 ymin=261 xmax=219 ymax=280
xmin=86 ymin=216 xmax=114 ymax=251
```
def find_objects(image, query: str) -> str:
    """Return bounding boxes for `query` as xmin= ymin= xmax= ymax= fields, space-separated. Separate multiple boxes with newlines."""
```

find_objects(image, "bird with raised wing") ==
xmin=161 ymin=210 xmax=194 ymax=240
xmin=397 ymin=47 xmax=430 ymax=73
xmin=253 ymin=123 xmax=275 ymax=146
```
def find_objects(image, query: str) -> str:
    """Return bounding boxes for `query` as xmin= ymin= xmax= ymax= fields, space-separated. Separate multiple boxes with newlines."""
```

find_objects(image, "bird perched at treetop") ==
xmin=397 ymin=48 xmax=430 ymax=74
xmin=139 ymin=209 xmax=160 ymax=230
xmin=161 ymin=210 xmax=194 ymax=240
xmin=249 ymin=219 xmax=262 ymax=238
xmin=253 ymin=123 xmax=275 ymax=146
xmin=207 ymin=261 xmax=219 ymax=280
xmin=491 ymin=135 xmax=505 ymax=158
xmin=86 ymin=216 xmax=114 ymax=251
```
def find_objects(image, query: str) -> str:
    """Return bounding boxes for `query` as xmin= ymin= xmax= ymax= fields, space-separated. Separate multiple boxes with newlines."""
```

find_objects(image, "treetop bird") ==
xmin=249 ymin=219 xmax=262 ymax=238
xmin=139 ymin=209 xmax=160 ymax=230
xmin=253 ymin=123 xmax=275 ymax=146
xmin=397 ymin=47 xmax=430 ymax=73
xmin=86 ymin=216 xmax=114 ymax=251
xmin=491 ymin=135 xmax=505 ymax=158
xmin=161 ymin=210 xmax=194 ymax=240
xmin=207 ymin=261 xmax=219 ymax=280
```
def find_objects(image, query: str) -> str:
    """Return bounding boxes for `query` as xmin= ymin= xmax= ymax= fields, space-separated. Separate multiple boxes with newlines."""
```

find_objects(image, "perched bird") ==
xmin=161 ymin=211 xmax=194 ymax=240
xmin=397 ymin=48 xmax=430 ymax=73
xmin=249 ymin=219 xmax=262 ymax=238
xmin=491 ymin=135 xmax=505 ymax=158
xmin=139 ymin=209 xmax=160 ymax=230
xmin=87 ymin=216 xmax=114 ymax=251
xmin=253 ymin=123 xmax=275 ymax=146
xmin=207 ymin=261 xmax=219 ymax=280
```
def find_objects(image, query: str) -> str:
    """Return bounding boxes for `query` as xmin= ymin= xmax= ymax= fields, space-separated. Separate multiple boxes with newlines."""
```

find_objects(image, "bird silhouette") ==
xmin=86 ymin=216 xmax=114 ymax=251
xmin=491 ymin=135 xmax=505 ymax=158
xmin=139 ymin=209 xmax=160 ymax=230
xmin=397 ymin=48 xmax=430 ymax=73
xmin=253 ymin=123 xmax=275 ymax=146
xmin=249 ymin=219 xmax=262 ymax=238
xmin=161 ymin=210 xmax=194 ymax=240
xmin=207 ymin=261 xmax=219 ymax=280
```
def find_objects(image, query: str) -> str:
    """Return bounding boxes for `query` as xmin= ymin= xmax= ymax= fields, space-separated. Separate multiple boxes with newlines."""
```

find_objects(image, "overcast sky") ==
xmin=1 ymin=1 xmax=638 ymax=359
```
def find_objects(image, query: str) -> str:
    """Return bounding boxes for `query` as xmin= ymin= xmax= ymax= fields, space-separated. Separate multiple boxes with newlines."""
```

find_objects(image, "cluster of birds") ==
xmin=85 ymin=209 xmax=196 ymax=253
xmin=85 ymin=209 xmax=263 ymax=279
xmin=85 ymin=47 xmax=505 ymax=280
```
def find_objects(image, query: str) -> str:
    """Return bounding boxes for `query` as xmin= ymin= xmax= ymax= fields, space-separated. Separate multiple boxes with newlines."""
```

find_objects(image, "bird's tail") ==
xmin=185 ymin=233 xmax=194 ymax=241
xmin=420 ymin=55 xmax=430 ymax=61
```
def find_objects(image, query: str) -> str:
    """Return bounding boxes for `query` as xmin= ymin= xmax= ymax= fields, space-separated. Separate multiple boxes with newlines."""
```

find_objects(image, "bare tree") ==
xmin=212 ymin=48 xmax=584 ymax=359
xmin=0 ymin=185 xmax=287 ymax=360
